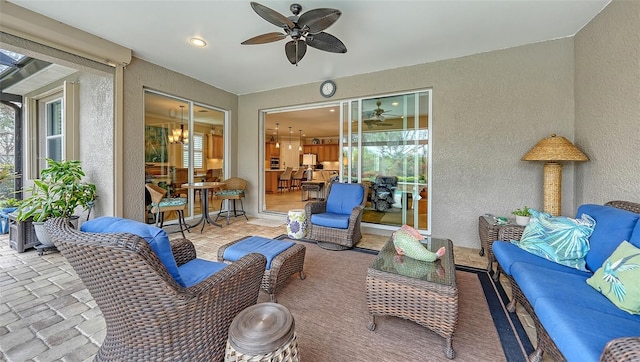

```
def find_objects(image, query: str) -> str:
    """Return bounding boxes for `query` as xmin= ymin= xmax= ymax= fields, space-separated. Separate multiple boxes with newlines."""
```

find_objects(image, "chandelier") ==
xmin=169 ymin=105 xmax=188 ymax=144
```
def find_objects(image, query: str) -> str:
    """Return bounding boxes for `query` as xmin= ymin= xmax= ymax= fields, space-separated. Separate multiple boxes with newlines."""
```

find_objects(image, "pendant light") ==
xmin=298 ymin=130 xmax=303 ymax=151
xmin=288 ymin=126 xmax=292 ymax=150
xmin=275 ymin=123 xmax=280 ymax=149
xmin=169 ymin=105 xmax=188 ymax=144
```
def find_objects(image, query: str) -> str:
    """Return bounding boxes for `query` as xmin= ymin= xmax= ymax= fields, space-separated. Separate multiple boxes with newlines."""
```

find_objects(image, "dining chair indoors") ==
xmin=215 ymin=177 xmax=249 ymax=223
xmin=145 ymin=183 xmax=189 ymax=238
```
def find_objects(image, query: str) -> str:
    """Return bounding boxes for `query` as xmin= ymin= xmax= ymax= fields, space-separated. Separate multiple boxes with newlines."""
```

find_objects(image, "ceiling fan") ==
xmin=241 ymin=2 xmax=347 ymax=66
xmin=360 ymin=101 xmax=398 ymax=128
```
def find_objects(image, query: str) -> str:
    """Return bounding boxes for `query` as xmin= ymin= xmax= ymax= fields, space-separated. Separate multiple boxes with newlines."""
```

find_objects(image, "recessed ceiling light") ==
xmin=189 ymin=37 xmax=207 ymax=48
xmin=329 ymin=109 xmax=335 ymax=112
xmin=391 ymin=102 xmax=399 ymax=106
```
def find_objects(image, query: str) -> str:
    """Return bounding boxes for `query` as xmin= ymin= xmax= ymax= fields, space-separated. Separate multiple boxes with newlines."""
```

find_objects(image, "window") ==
xmin=27 ymin=81 xmax=79 ymax=178
xmin=43 ymin=96 xmax=64 ymax=162
xmin=183 ymin=134 xmax=204 ymax=169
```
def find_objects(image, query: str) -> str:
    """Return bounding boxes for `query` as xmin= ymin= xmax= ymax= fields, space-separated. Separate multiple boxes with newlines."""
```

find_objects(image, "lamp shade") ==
xmin=522 ymin=134 xmax=588 ymax=162
xmin=303 ymin=153 xmax=316 ymax=166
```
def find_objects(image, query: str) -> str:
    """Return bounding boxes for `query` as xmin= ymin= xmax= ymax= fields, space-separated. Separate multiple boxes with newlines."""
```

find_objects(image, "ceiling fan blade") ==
xmin=298 ymin=8 xmax=341 ymax=34
xmin=241 ymin=32 xmax=287 ymax=45
xmin=250 ymin=2 xmax=295 ymax=29
xmin=306 ymin=32 xmax=347 ymax=53
xmin=285 ymin=40 xmax=307 ymax=65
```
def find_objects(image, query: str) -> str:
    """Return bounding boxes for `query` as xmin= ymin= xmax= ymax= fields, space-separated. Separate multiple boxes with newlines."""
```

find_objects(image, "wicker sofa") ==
xmin=492 ymin=201 xmax=640 ymax=362
xmin=46 ymin=217 xmax=267 ymax=361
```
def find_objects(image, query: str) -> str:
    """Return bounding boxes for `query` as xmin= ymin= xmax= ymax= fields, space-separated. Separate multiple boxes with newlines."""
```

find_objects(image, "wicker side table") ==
xmin=225 ymin=302 xmax=299 ymax=362
xmin=478 ymin=216 xmax=525 ymax=273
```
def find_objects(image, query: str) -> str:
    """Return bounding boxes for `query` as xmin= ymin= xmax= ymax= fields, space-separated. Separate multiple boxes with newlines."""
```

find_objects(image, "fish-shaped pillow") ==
xmin=392 ymin=224 xmax=446 ymax=262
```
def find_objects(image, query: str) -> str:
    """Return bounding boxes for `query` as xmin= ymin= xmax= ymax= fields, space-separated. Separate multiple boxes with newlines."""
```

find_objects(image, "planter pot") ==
xmin=515 ymin=215 xmax=531 ymax=226
xmin=33 ymin=216 xmax=80 ymax=247
xmin=33 ymin=221 xmax=54 ymax=246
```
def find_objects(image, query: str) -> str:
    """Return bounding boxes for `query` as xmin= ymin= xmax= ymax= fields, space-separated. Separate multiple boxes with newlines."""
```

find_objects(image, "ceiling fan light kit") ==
xmin=241 ymin=2 xmax=347 ymax=66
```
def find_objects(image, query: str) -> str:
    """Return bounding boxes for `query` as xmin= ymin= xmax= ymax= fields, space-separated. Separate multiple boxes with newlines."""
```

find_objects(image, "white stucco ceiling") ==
xmin=8 ymin=0 xmax=610 ymax=95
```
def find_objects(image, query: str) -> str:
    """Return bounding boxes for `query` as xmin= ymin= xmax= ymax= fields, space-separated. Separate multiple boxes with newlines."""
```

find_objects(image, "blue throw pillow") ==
xmin=511 ymin=209 xmax=595 ymax=271
xmin=80 ymin=216 xmax=185 ymax=286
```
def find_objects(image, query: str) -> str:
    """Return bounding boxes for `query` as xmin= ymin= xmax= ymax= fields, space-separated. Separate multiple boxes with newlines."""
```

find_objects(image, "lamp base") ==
xmin=543 ymin=162 xmax=562 ymax=216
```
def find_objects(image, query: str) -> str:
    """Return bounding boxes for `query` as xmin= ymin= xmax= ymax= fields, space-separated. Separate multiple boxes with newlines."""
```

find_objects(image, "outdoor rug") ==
xmin=261 ymin=236 xmax=533 ymax=361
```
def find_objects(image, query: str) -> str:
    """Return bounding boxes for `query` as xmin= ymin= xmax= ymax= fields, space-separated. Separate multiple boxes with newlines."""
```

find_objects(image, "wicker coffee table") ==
xmin=366 ymin=237 xmax=458 ymax=359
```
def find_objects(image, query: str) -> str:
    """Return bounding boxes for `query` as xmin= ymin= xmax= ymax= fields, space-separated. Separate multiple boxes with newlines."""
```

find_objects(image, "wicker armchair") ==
xmin=305 ymin=182 xmax=368 ymax=250
xmin=45 ymin=217 xmax=267 ymax=361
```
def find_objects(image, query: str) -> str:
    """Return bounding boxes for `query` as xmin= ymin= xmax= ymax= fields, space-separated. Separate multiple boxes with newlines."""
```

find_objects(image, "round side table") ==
xmin=286 ymin=209 xmax=307 ymax=239
xmin=225 ymin=302 xmax=299 ymax=362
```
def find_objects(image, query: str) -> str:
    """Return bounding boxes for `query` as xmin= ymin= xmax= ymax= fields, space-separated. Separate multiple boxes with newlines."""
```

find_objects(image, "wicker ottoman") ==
xmin=218 ymin=236 xmax=306 ymax=302
xmin=225 ymin=302 xmax=299 ymax=362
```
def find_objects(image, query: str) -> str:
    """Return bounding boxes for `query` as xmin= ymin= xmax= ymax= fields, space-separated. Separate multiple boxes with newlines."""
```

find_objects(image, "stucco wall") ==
xmin=122 ymin=57 xmax=238 ymax=221
xmin=239 ymin=39 xmax=576 ymax=248
xmin=1 ymin=32 xmax=115 ymax=219
xmin=574 ymin=0 xmax=640 ymax=205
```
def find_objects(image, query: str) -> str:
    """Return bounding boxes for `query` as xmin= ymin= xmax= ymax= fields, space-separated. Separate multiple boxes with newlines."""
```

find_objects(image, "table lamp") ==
xmin=303 ymin=153 xmax=316 ymax=180
xmin=522 ymin=134 xmax=588 ymax=216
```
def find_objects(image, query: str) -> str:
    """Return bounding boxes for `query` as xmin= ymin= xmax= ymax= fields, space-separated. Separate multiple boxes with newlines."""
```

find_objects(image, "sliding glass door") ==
xmin=144 ymin=90 xmax=227 ymax=222
xmin=341 ymin=91 xmax=431 ymax=233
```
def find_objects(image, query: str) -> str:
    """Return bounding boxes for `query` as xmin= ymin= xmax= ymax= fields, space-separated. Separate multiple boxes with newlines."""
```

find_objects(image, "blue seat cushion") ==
xmin=509 ymin=262 xmax=640 ymax=320
xmin=223 ymin=236 xmax=294 ymax=270
xmin=492 ymin=241 xmax=589 ymax=276
xmin=535 ymin=297 xmax=640 ymax=362
xmin=326 ymin=183 xmax=364 ymax=215
xmin=178 ymin=259 xmax=227 ymax=288
xmin=311 ymin=212 xmax=350 ymax=229
xmin=80 ymin=216 xmax=185 ymax=286
xmin=577 ymin=204 xmax=640 ymax=272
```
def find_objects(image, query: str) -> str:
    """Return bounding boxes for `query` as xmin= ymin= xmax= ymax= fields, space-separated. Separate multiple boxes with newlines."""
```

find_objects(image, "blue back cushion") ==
xmin=326 ymin=183 xmax=364 ymax=215
xmin=629 ymin=220 xmax=640 ymax=249
xmin=80 ymin=216 xmax=185 ymax=286
xmin=576 ymin=204 xmax=640 ymax=272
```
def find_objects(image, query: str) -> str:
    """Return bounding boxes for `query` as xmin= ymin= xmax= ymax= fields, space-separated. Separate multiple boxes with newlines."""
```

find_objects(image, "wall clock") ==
xmin=320 ymin=80 xmax=336 ymax=98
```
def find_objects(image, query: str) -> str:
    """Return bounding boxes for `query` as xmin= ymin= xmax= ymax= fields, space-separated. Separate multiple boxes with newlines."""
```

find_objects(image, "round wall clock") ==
xmin=320 ymin=80 xmax=336 ymax=98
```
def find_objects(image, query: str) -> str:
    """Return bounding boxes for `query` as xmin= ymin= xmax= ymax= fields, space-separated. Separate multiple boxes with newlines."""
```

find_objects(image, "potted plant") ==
xmin=17 ymin=159 xmax=96 ymax=246
xmin=512 ymin=206 xmax=531 ymax=226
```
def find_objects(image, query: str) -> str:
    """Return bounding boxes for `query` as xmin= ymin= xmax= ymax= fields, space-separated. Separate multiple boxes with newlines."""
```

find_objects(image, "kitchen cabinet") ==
xmin=265 ymin=142 xmax=280 ymax=161
xmin=265 ymin=170 xmax=283 ymax=193
xmin=207 ymin=134 xmax=223 ymax=159
xmin=303 ymin=144 xmax=339 ymax=162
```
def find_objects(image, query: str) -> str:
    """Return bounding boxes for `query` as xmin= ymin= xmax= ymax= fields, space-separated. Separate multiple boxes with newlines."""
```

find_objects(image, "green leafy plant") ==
xmin=0 ymin=198 xmax=21 ymax=208
xmin=511 ymin=206 xmax=531 ymax=217
xmin=17 ymin=159 xmax=96 ymax=222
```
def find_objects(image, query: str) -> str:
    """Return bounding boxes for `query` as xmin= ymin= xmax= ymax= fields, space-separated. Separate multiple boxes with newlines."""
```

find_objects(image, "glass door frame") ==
xmin=339 ymin=89 xmax=432 ymax=235
xmin=144 ymin=89 xmax=229 ymax=221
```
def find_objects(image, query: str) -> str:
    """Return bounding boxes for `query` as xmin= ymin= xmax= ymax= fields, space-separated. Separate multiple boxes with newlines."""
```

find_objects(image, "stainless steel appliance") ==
xmin=270 ymin=157 xmax=280 ymax=169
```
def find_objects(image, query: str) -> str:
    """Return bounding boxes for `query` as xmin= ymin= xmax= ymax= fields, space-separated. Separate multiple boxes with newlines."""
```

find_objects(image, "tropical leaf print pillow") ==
xmin=587 ymin=241 xmax=640 ymax=314
xmin=511 ymin=208 xmax=595 ymax=270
